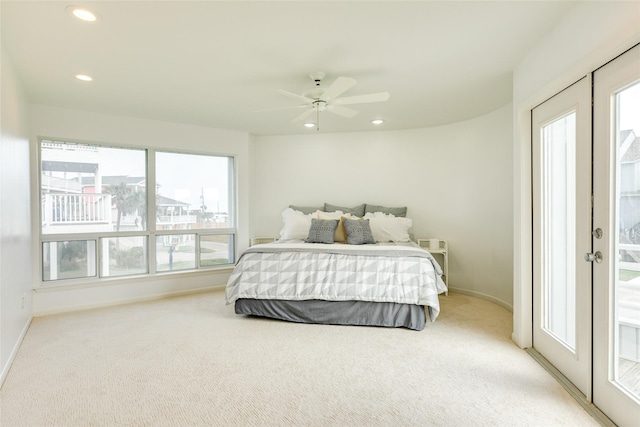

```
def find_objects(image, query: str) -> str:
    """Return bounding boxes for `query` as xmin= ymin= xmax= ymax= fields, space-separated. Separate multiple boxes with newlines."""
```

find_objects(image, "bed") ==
xmin=225 ymin=204 xmax=447 ymax=331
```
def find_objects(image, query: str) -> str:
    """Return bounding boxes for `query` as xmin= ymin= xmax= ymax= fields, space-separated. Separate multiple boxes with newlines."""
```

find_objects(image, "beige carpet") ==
xmin=1 ymin=291 xmax=598 ymax=427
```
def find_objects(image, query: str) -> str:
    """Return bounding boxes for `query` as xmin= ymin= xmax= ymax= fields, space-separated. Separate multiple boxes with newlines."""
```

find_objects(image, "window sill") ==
xmin=33 ymin=266 xmax=234 ymax=293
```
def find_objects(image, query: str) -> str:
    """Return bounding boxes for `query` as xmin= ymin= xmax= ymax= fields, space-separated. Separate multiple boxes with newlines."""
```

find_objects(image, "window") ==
xmin=39 ymin=139 xmax=235 ymax=283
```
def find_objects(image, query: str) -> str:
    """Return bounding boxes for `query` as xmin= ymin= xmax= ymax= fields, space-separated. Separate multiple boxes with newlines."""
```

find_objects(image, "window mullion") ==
xmin=147 ymin=148 xmax=157 ymax=274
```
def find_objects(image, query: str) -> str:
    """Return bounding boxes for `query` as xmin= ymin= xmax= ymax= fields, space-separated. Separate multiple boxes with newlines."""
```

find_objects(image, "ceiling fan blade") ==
xmin=321 ymin=76 xmax=357 ymax=100
xmin=327 ymin=105 xmax=359 ymax=118
xmin=334 ymin=91 xmax=390 ymax=105
xmin=291 ymin=108 xmax=315 ymax=123
xmin=278 ymin=89 xmax=313 ymax=103
xmin=254 ymin=104 xmax=308 ymax=113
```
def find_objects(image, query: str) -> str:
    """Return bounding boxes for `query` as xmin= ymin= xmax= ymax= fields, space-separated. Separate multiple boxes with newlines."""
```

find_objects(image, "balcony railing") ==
xmin=41 ymin=175 xmax=82 ymax=193
xmin=157 ymin=215 xmax=197 ymax=225
xmin=42 ymin=193 xmax=112 ymax=226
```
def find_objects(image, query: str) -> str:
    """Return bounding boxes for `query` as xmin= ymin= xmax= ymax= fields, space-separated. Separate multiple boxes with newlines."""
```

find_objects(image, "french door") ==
xmin=593 ymin=44 xmax=640 ymax=427
xmin=532 ymin=76 xmax=593 ymax=398
xmin=533 ymin=44 xmax=640 ymax=426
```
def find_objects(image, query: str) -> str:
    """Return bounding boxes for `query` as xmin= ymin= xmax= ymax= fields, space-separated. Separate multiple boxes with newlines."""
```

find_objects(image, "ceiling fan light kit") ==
xmin=66 ymin=5 xmax=100 ymax=22
xmin=261 ymin=71 xmax=390 ymax=132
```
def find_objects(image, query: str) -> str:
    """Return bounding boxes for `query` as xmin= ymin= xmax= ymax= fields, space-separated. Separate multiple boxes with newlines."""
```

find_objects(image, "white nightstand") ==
xmin=417 ymin=239 xmax=448 ymax=295
xmin=250 ymin=237 xmax=277 ymax=246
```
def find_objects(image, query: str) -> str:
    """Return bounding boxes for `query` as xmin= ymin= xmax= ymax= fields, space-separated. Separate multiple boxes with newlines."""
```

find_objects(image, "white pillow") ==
xmin=317 ymin=210 xmax=344 ymax=220
xmin=280 ymin=208 xmax=319 ymax=240
xmin=364 ymin=212 xmax=412 ymax=242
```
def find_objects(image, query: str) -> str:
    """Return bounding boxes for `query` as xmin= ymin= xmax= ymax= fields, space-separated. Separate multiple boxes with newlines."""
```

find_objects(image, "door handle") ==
xmin=584 ymin=251 xmax=603 ymax=263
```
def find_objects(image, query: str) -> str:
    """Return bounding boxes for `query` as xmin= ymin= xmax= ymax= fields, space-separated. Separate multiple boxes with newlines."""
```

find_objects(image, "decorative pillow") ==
xmin=324 ymin=203 xmax=365 ymax=217
xmin=364 ymin=204 xmax=408 ymax=217
xmin=343 ymin=218 xmax=376 ymax=245
xmin=279 ymin=208 xmax=318 ymax=240
xmin=364 ymin=212 xmax=412 ymax=242
xmin=306 ymin=219 xmax=339 ymax=244
xmin=318 ymin=211 xmax=350 ymax=243
xmin=289 ymin=205 xmax=324 ymax=215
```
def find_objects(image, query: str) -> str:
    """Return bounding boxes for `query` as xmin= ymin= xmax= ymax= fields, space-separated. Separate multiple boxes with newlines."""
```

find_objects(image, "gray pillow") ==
xmin=289 ymin=205 xmax=323 ymax=215
xmin=324 ymin=203 xmax=365 ymax=217
xmin=365 ymin=204 xmax=407 ymax=217
xmin=306 ymin=219 xmax=339 ymax=244
xmin=343 ymin=218 xmax=375 ymax=245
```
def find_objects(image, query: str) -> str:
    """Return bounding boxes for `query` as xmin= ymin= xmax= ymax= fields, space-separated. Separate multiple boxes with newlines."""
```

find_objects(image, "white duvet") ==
xmin=225 ymin=242 xmax=447 ymax=321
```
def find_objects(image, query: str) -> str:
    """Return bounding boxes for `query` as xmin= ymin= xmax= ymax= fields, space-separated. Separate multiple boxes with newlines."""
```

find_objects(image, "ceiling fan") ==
xmin=259 ymin=72 xmax=390 ymax=130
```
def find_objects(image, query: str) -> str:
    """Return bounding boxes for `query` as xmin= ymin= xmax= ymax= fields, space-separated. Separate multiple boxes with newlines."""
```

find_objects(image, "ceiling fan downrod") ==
xmin=312 ymin=99 xmax=327 ymax=132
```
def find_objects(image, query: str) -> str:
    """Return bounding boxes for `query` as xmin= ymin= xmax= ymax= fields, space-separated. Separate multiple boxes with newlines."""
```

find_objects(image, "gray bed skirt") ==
xmin=235 ymin=298 xmax=427 ymax=331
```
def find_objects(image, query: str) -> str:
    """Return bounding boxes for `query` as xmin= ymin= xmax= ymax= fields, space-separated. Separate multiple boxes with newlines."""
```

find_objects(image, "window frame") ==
xmin=37 ymin=138 xmax=237 ymax=287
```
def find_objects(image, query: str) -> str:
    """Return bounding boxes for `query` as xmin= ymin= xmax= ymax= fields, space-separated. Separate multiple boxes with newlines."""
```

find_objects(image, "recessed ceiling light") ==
xmin=371 ymin=119 xmax=384 ymax=125
xmin=303 ymin=123 xmax=316 ymax=128
xmin=75 ymin=74 xmax=93 ymax=82
xmin=66 ymin=5 xmax=99 ymax=22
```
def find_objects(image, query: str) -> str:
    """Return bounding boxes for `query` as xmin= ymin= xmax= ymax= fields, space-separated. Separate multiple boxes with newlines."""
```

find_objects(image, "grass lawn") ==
xmin=620 ymin=269 xmax=640 ymax=281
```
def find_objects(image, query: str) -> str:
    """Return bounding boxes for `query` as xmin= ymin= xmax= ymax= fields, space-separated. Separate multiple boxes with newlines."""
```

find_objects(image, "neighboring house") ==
xmin=40 ymin=141 xmax=113 ymax=234
xmin=621 ymin=129 xmax=640 ymax=246
xmin=155 ymin=194 xmax=197 ymax=246
xmin=156 ymin=194 xmax=194 ymax=229
xmin=80 ymin=175 xmax=145 ymax=232
xmin=41 ymin=142 xmax=196 ymax=235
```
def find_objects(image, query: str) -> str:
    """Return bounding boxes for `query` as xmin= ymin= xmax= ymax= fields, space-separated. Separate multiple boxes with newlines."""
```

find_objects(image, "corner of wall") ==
xmin=0 ymin=316 xmax=32 ymax=388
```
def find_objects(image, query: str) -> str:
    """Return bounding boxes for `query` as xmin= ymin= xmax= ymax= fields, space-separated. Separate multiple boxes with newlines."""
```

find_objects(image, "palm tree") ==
xmin=106 ymin=182 xmax=136 ymax=232
xmin=130 ymin=190 xmax=148 ymax=230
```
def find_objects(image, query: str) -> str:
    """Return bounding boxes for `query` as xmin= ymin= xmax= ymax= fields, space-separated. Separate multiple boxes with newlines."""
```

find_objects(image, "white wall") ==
xmin=512 ymin=1 xmax=640 ymax=347
xmin=29 ymin=105 xmax=252 ymax=315
xmin=1 ymin=46 xmax=33 ymax=385
xmin=251 ymin=104 xmax=514 ymax=308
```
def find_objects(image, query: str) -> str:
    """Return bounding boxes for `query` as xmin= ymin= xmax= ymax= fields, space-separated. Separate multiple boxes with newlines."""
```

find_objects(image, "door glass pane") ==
xmin=615 ymin=82 xmax=640 ymax=398
xmin=541 ymin=112 xmax=577 ymax=350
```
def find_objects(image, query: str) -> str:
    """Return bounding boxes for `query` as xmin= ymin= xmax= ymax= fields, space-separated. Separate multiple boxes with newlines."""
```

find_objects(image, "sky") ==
xmin=619 ymin=82 xmax=640 ymax=135
xmin=94 ymin=149 xmax=230 ymax=213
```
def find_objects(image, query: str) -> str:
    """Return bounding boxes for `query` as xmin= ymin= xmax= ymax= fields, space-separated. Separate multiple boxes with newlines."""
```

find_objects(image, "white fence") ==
xmin=42 ymin=193 xmax=112 ymax=226
xmin=157 ymin=215 xmax=197 ymax=225
xmin=620 ymin=243 xmax=640 ymax=272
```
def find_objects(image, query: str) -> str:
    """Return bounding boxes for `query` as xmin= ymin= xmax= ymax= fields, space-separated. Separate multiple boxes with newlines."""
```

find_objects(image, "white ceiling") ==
xmin=2 ymin=1 xmax=577 ymax=136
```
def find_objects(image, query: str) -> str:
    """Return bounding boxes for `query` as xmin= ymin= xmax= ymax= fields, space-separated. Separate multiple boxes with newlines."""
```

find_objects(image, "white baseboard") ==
xmin=33 ymin=269 xmax=232 ymax=317
xmin=33 ymin=285 xmax=226 ymax=317
xmin=0 ymin=315 xmax=33 ymax=389
xmin=447 ymin=287 xmax=513 ymax=312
